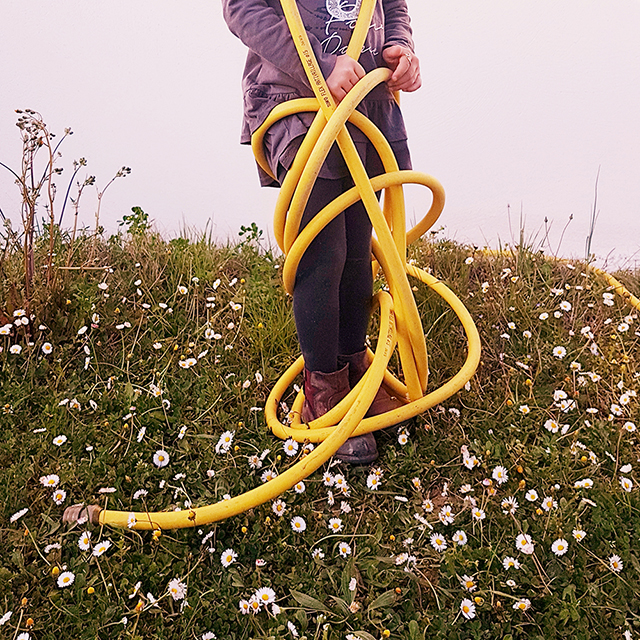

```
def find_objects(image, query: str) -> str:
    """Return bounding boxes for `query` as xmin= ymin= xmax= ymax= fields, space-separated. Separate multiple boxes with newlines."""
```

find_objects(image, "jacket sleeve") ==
xmin=382 ymin=0 xmax=415 ymax=52
xmin=222 ymin=0 xmax=337 ymax=87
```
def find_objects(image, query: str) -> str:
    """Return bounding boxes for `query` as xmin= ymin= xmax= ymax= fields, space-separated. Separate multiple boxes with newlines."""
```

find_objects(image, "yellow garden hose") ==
xmin=80 ymin=0 xmax=640 ymax=532
xmin=89 ymin=0 xmax=476 ymax=530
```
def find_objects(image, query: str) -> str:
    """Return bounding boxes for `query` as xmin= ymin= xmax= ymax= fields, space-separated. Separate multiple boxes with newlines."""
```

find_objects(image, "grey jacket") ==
xmin=222 ymin=0 xmax=415 ymax=183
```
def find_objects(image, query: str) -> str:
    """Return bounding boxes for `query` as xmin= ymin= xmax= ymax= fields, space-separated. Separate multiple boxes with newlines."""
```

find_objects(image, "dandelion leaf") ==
xmin=367 ymin=589 xmax=397 ymax=611
xmin=350 ymin=631 xmax=377 ymax=640
xmin=340 ymin=558 xmax=357 ymax=600
xmin=408 ymin=620 xmax=423 ymax=640
xmin=290 ymin=589 xmax=332 ymax=613
xmin=41 ymin=512 xmax=61 ymax=536
xmin=328 ymin=595 xmax=351 ymax=615
xmin=229 ymin=568 xmax=244 ymax=588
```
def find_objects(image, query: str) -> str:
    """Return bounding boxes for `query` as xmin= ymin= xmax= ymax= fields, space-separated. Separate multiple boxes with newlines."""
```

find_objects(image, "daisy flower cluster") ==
xmin=238 ymin=586 xmax=277 ymax=615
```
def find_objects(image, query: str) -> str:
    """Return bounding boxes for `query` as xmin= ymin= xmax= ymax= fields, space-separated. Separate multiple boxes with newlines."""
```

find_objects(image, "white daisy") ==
xmin=92 ymin=540 xmax=112 ymax=557
xmin=513 ymin=598 xmax=531 ymax=611
xmin=215 ymin=430 xmax=234 ymax=454
xmin=515 ymin=533 xmax=534 ymax=555
xmin=328 ymin=517 xmax=343 ymax=532
xmin=553 ymin=346 xmax=567 ymax=359
xmin=255 ymin=586 xmax=276 ymax=605
xmin=153 ymin=450 xmax=170 ymax=468
xmin=501 ymin=496 xmax=519 ymax=514
xmin=78 ymin=531 xmax=92 ymax=551
xmin=261 ymin=469 xmax=278 ymax=483
xmin=609 ymin=402 xmax=623 ymax=417
xmin=430 ymin=533 xmax=447 ymax=552
xmin=271 ymin=500 xmax=287 ymax=516
xmin=221 ymin=548 xmax=237 ymax=568
xmin=541 ymin=496 xmax=557 ymax=511
xmin=460 ymin=598 xmax=476 ymax=620
xmin=291 ymin=516 xmax=306 ymax=533
xmin=471 ymin=508 xmax=486 ymax=521
xmin=57 ymin=571 xmax=75 ymax=588
xmin=366 ymin=473 xmax=381 ymax=490
xmin=439 ymin=505 xmax=455 ymax=525
xmin=168 ymin=578 xmax=187 ymax=601
xmin=609 ymin=555 xmax=623 ymax=572
xmin=551 ymin=538 xmax=569 ymax=556
xmin=422 ymin=498 xmax=434 ymax=513
xmin=322 ymin=471 xmax=334 ymax=486
xmin=492 ymin=465 xmax=509 ymax=484
xmin=620 ymin=477 xmax=634 ymax=492
xmin=452 ymin=530 xmax=468 ymax=546
xmin=283 ymin=438 xmax=299 ymax=457
xmin=459 ymin=574 xmax=476 ymax=592
xmin=40 ymin=474 xmax=60 ymax=488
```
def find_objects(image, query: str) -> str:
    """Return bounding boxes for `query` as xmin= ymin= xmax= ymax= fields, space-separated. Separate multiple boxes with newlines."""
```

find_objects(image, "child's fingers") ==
xmin=388 ymin=51 xmax=421 ymax=92
xmin=327 ymin=55 xmax=366 ymax=102
xmin=391 ymin=51 xmax=412 ymax=82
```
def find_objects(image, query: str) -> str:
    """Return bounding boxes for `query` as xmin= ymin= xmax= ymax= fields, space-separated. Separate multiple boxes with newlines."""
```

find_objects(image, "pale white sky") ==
xmin=1 ymin=1 xmax=639 ymax=266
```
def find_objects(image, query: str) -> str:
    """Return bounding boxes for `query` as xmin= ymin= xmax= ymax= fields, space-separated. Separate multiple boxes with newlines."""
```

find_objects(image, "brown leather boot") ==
xmin=301 ymin=364 xmax=378 ymax=464
xmin=338 ymin=348 xmax=405 ymax=417
xmin=301 ymin=365 xmax=350 ymax=423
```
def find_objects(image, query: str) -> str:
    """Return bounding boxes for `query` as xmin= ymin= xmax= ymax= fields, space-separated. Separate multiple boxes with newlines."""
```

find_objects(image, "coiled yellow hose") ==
xmin=88 ymin=0 xmax=640 ymax=532
xmin=95 ymin=0 xmax=484 ymax=530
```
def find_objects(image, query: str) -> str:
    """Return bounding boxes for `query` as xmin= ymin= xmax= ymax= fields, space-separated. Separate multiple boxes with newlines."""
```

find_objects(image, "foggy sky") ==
xmin=1 ymin=0 xmax=639 ymax=267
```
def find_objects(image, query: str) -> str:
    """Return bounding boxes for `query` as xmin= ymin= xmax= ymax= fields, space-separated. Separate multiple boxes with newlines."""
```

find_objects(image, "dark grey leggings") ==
xmin=277 ymin=139 xmax=410 ymax=374
xmin=292 ymin=174 xmax=374 ymax=373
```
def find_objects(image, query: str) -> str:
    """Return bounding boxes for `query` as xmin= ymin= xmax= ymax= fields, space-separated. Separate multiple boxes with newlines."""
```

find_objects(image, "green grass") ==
xmin=1 ymin=230 xmax=639 ymax=640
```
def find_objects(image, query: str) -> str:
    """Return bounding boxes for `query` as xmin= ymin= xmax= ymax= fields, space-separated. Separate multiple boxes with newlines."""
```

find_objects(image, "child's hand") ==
xmin=326 ymin=55 xmax=366 ymax=103
xmin=382 ymin=45 xmax=422 ymax=93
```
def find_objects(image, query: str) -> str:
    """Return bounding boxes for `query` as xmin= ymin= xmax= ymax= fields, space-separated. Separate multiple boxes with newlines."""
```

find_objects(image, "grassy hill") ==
xmin=1 ymin=229 xmax=639 ymax=640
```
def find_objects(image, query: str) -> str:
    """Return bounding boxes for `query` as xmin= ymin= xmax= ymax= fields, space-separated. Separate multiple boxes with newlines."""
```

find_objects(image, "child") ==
xmin=223 ymin=0 xmax=421 ymax=463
